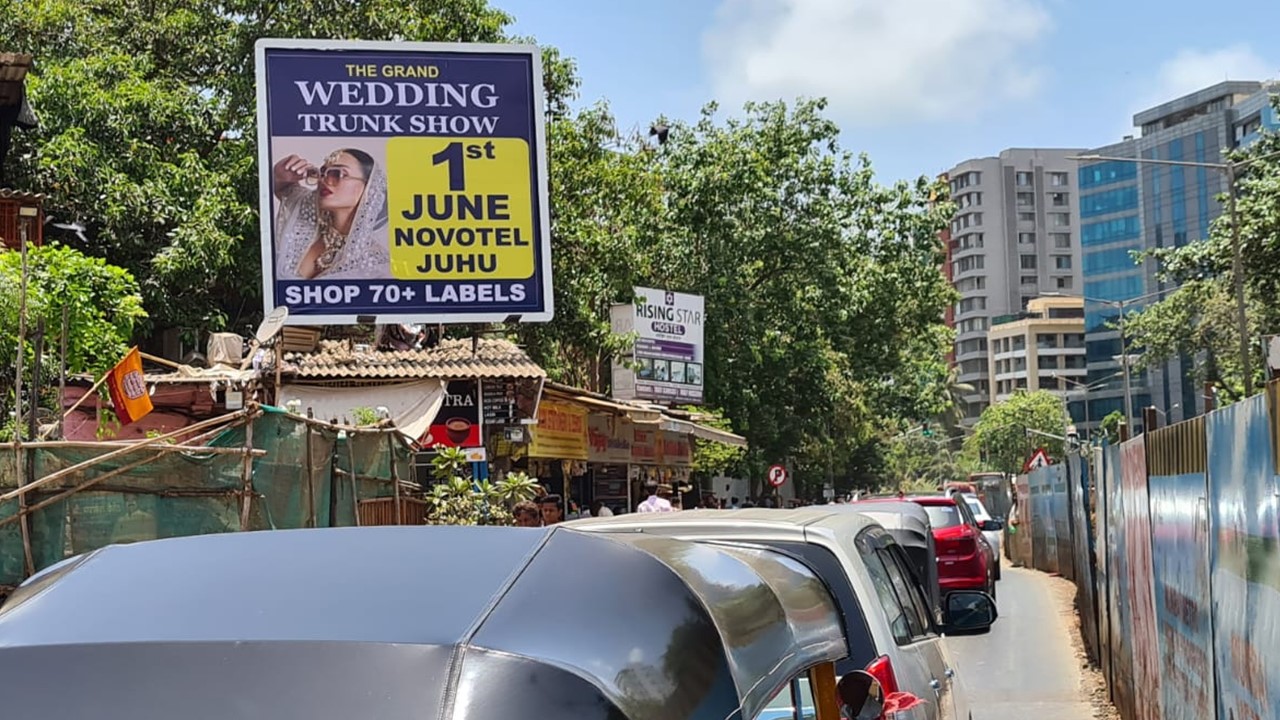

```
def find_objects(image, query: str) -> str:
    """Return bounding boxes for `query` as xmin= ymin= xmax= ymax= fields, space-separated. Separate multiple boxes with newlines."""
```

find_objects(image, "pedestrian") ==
xmin=512 ymin=500 xmax=541 ymax=528
xmin=590 ymin=499 xmax=614 ymax=517
xmin=729 ymin=496 xmax=741 ymax=509
xmin=637 ymin=481 xmax=674 ymax=513
xmin=538 ymin=494 xmax=566 ymax=525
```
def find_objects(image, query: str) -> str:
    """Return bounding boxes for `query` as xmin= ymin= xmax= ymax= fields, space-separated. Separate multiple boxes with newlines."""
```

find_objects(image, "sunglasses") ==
xmin=303 ymin=165 xmax=367 ymax=186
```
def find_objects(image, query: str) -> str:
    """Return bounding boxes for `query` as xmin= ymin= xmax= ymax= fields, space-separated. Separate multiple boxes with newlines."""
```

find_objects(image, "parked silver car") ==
xmin=958 ymin=492 xmax=1003 ymax=580
xmin=568 ymin=508 xmax=996 ymax=720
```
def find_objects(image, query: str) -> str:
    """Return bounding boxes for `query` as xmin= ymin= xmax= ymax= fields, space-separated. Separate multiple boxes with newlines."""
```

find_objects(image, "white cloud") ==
xmin=1154 ymin=45 xmax=1278 ymax=101
xmin=701 ymin=0 xmax=1051 ymax=127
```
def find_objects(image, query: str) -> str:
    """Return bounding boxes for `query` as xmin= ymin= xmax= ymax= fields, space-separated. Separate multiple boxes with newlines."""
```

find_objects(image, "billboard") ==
xmin=422 ymin=379 xmax=482 ymax=448
xmin=254 ymin=39 xmax=553 ymax=325
xmin=611 ymin=287 xmax=705 ymax=404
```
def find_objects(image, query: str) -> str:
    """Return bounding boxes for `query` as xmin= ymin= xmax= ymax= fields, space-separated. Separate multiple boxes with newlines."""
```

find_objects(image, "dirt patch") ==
xmin=1042 ymin=573 xmax=1121 ymax=720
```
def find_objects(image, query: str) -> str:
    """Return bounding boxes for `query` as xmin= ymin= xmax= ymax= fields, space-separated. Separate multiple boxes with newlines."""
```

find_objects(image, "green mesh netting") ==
xmin=0 ymin=410 xmax=413 ymax=588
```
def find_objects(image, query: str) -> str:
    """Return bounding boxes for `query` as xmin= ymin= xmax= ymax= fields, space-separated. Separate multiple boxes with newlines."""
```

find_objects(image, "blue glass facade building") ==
xmin=1078 ymin=81 xmax=1276 ymax=432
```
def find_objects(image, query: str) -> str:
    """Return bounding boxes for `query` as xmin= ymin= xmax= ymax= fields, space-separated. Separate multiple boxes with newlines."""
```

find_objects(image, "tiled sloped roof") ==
xmin=284 ymin=337 xmax=545 ymax=380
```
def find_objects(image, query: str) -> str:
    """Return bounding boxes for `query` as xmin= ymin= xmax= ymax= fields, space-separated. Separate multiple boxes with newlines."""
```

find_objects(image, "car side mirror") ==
xmin=982 ymin=519 xmax=1003 ymax=531
xmin=944 ymin=590 xmax=997 ymax=633
xmin=837 ymin=670 xmax=884 ymax=720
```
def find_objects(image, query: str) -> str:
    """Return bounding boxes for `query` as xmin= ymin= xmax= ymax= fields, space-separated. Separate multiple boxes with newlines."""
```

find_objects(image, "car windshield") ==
xmin=965 ymin=498 xmax=990 ymax=520
xmin=921 ymin=504 xmax=962 ymax=528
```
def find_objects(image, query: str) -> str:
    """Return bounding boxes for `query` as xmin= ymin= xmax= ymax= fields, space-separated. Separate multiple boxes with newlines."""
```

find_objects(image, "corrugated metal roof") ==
xmin=0 ymin=53 xmax=32 ymax=83
xmin=284 ymin=337 xmax=545 ymax=380
xmin=0 ymin=189 xmax=45 ymax=203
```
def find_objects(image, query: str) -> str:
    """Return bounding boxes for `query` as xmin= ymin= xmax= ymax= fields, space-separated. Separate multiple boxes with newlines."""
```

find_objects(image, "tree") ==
xmin=0 ymin=244 xmax=147 ymax=433
xmin=1099 ymin=410 xmax=1125 ymax=444
xmin=3 ymin=0 xmax=578 ymax=340
xmin=883 ymin=434 xmax=963 ymax=493
xmin=647 ymin=99 xmax=957 ymax=497
xmin=963 ymin=390 xmax=1067 ymax=475
xmin=511 ymin=103 xmax=665 ymax=390
xmin=1124 ymin=112 xmax=1280 ymax=401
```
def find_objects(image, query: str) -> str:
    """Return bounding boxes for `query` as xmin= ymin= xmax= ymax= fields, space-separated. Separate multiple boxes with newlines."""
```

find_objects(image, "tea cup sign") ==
xmin=422 ymin=379 xmax=482 ymax=448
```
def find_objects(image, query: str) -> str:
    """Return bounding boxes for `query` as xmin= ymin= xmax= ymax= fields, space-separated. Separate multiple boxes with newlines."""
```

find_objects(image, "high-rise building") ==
xmin=945 ymin=149 xmax=1086 ymax=425
xmin=1078 ymin=81 xmax=1277 ymax=431
xmin=986 ymin=296 xmax=1087 ymax=417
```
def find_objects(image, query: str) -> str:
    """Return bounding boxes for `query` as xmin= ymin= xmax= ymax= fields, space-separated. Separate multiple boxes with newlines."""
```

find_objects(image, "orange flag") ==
xmin=106 ymin=347 xmax=154 ymax=425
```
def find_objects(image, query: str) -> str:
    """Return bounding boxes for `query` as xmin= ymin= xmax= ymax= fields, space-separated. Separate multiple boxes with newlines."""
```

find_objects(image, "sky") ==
xmin=499 ymin=0 xmax=1280 ymax=183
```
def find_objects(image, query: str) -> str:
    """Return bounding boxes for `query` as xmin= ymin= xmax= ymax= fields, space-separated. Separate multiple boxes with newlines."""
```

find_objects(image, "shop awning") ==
xmin=541 ymin=384 xmax=664 ymax=425
xmin=279 ymin=379 xmax=445 ymax=442
xmin=660 ymin=418 xmax=748 ymax=448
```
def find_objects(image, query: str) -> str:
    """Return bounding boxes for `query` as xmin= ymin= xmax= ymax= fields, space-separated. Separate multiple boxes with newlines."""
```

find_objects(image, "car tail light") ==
xmin=866 ymin=654 xmax=899 ymax=696
xmin=939 ymin=535 xmax=975 ymax=557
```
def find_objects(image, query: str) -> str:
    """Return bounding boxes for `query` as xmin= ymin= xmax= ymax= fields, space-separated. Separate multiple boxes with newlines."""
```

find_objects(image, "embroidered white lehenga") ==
xmin=274 ymin=157 xmax=391 ymax=280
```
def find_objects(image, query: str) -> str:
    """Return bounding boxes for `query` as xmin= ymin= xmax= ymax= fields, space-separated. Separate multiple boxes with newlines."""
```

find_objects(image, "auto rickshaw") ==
xmin=0 ymin=525 xmax=891 ymax=720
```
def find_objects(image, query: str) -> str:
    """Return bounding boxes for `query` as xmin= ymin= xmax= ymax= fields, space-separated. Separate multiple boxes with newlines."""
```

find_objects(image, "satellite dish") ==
xmin=255 ymin=306 xmax=290 ymax=345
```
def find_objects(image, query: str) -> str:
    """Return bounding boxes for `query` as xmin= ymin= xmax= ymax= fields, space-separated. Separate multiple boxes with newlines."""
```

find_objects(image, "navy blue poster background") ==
xmin=256 ymin=41 xmax=551 ymax=323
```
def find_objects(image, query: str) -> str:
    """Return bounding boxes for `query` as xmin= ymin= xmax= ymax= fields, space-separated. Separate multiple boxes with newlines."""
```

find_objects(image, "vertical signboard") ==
xmin=423 ymin=379 xmax=482 ymax=448
xmin=611 ymin=287 xmax=705 ymax=404
xmin=255 ymin=39 xmax=553 ymax=324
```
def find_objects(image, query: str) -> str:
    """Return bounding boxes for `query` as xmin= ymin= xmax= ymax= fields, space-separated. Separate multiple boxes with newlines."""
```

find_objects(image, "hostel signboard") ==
xmin=254 ymin=39 xmax=553 ymax=325
xmin=611 ymin=287 xmax=705 ymax=404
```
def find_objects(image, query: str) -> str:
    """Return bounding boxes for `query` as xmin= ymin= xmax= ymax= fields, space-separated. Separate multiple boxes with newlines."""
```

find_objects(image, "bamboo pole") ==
xmin=139 ymin=351 xmax=183 ymax=371
xmin=305 ymin=408 xmax=316 ymax=528
xmin=44 ymin=372 xmax=111 ymax=440
xmin=348 ymin=438 xmax=360 ymax=526
xmin=4 ymin=441 xmax=264 ymax=455
xmin=238 ymin=415 xmax=255 ymax=530
xmin=0 ymin=417 xmax=257 ymax=531
xmin=0 ymin=410 xmax=248 ymax=504
xmin=388 ymin=433 xmax=402 ymax=525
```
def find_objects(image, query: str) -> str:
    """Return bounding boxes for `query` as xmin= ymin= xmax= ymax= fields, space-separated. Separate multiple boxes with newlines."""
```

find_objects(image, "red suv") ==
xmin=908 ymin=495 xmax=996 ymax=601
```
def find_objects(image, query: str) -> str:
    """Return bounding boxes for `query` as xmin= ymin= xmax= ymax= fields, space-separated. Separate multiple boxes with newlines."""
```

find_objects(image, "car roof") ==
xmin=0 ymin=526 xmax=847 ymax=720
xmin=565 ymin=507 xmax=886 ymax=535
xmin=903 ymin=495 xmax=955 ymax=506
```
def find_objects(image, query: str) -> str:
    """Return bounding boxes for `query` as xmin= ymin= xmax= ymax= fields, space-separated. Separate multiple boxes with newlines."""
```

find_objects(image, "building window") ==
xmin=1054 ymin=255 xmax=1073 ymax=270
xmin=1080 ymin=186 xmax=1139 ymax=218
xmin=1082 ymin=215 xmax=1141 ymax=246
xmin=1063 ymin=333 xmax=1086 ymax=349
xmin=1040 ymin=355 xmax=1059 ymax=369
xmin=972 ymin=212 xmax=983 ymax=225
xmin=1020 ymin=275 xmax=1037 ymax=286
xmin=1051 ymin=192 xmax=1069 ymax=207
xmin=1079 ymin=161 xmax=1137 ymax=190
xmin=1052 ymin=233 xmax=1071 ymax=248
xmin=1018 ymin=212 xmax=1036 ymax=223
xmin=1063 ymin=355 xmax=1087 ymax=369
xmin=1020 ymin=255 xmax=1037 ymax=270
xmin=1051 ymin=212 xmax=1071 ymax=227
xmin=1056 ymin=277 xmax=1073 ymax=290
xmin=1016 ymin=171 xmax=1033 ymax=187
xmin=1050 ymin=172 xmax=1068 ymax=187
xmin=1019 ymin=232 xmax=1036 ymax=245
xmin=1017 ymin=191 xmax=1035 ymax=207
xmin=1015 ymin=378 xmax=1028 ymax=390
xmin=1013 ymin=335 xmax=1026 ymax=351
xmin=1037 ymin=333 xmax=1059 ymax=349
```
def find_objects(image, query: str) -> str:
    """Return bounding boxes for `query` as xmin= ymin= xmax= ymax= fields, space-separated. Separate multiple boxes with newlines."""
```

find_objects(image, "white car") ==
xmin=568 ymin=508 xmax=995 ymax=720
xmin=959 ymin=493 xmax=1003 ymax=580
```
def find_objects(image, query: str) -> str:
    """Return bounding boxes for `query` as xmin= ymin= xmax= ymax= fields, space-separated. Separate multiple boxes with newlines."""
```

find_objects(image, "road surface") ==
xmin=948 ymin=566 xmax=1095 ymax=720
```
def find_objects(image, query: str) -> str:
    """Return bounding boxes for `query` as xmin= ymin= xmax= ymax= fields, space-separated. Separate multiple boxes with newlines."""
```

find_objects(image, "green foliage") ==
xmin=1099 ymin=410 xmax=1125 ymax=444
xmin=0 ymin=245 xmax=146 ymax=426
xmin=350 ymin=407 xmax=380 ymax=427
xmin=3 ymin=0 xmax=577 ymax=337
xmin=650 ymin=100 xmax=956 ymax=495
xmin=883 ymin=434 xmax=963 ymax=493
xmin=422 ymin=450 xmax=538 ymax=525
xmin=511 ymin=103 xmax=665 ymax=389
xmin=963 ymin=390 xmax=1067 ymax=475
xmin=682 ymin=407 xmax=747 ymax=478
xmin=1125 ymin=114 xmax=1280 ymax=401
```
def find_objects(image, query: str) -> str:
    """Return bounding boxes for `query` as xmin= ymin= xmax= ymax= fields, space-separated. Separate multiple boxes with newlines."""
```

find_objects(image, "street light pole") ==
xmin=1226 ymin=162 xmax=1252 ymax=396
